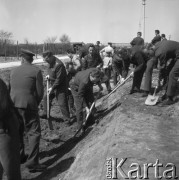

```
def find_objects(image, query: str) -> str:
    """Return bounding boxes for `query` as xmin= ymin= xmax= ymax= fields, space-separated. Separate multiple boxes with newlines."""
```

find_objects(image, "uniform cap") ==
xmin=20 ymin=49 xmax=35 ymax=57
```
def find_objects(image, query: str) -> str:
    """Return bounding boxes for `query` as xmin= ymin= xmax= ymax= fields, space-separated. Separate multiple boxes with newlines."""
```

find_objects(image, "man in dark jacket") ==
xmin=130 ymin=32 xmax=144 ymax=48
xmin=154 ymin=40 xmax=179 ymax=105
xmin=9 ymin=49 xmax=46 ymax=172
xmin=40 ymin=51 xmax=71 ymax=124
xmin=151 ymin=30 xmax=161 ymax=45
xmin=70 ymin=68 xmax=101 ymax=133
xmin=82 ymin=45 xmax=103 ymax=70
xmin=112 ymin=48 xmax=130 ymax=86
xmin=151 ymin=30 xmax=162 ymax=69
xmin=130 ymin=47 xmax=148 ymax=94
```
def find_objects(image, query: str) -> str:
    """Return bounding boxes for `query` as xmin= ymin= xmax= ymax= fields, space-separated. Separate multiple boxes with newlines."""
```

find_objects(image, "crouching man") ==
xmin=70 ymin=68 xmax=101 ymax=133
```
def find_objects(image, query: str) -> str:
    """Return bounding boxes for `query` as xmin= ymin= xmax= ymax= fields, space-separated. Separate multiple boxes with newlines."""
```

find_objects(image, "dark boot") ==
xmin=160 ymin=96 xmax=174 ymax=106
xmin=141 ymin=91 xmax=149 ymax=97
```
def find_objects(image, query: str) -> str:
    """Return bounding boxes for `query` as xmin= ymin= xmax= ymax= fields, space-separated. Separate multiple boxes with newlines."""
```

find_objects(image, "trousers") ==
xmin=16 ymin=108 xmax=41 ymax=167
xmin=42 ymin=90 xmax=70 ymax=121
xmin=167 ymin=59 xmax=179 ymax=96
xmin=0 ymin=111 xmax=21 ymax=180
xmin=143 ymin=58 xmax=157 ymax=92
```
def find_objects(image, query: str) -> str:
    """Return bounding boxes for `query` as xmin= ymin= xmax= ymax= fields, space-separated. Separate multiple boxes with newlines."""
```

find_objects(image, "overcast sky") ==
xmin=0 ymin=0 xmax=179 ymax=44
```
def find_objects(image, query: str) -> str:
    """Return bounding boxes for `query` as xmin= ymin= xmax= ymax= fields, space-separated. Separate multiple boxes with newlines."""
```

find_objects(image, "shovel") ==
xmin=73 ymin=91 xmax=101 ymax=137
xmin=47 ymin=78 xmax=53 ymax=130
xmin=145 ymin=86 xmax=159 ymax=106
xmin=103 ymin=72 xmax=133 ymax=101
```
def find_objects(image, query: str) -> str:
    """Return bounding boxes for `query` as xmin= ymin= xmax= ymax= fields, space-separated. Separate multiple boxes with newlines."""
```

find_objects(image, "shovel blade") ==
xmin=145 ymin=95 xmax=159 ymax=106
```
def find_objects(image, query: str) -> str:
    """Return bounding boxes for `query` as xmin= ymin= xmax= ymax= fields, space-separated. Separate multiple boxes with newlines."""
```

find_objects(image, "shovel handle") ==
xmin=153 ymin=86 xmax=158 ymax=97
xmin=47 ymin=79 xmax=53 ymax=130
xmin=104 ymin=72 xmax=133 ymax=100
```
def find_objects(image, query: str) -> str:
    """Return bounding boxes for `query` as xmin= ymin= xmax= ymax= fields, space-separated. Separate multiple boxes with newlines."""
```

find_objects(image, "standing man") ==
xmin=151 ymin=30 xmax=162 ymax=69
xmin=94 ymin=41 xmax=101 ymax=54
xmin=153 ymin=40 xmax=179 ymax=105
xmin=82 ymin=44 xmax=103 ymax=70
xmin=100 ymin=42 xmax=114 ymax=58
xmin=70 ymin=68 xmax=101 ymax=133
xmin=151 ymin=30 xmax=161 ymax=45
xmin=40 ymin=51 xmax=71 ymax=124
xmin=161 ymin=34 xmax=167 ymax=41
xmin=9 ymin=49 xmax=46 ymax=172
xmin=130 ymin=32 xmax=144 ymax=48
xmin=66 ymin=49 xmax=81 ymax=71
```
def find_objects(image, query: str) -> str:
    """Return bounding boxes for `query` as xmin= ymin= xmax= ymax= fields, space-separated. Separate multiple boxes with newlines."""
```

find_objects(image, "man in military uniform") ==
xmin=70 ymin=68 xmax=101 ymax=133
xmin=130 ymin=32 xmax=144 ymax=48
xmin=9 ymin=49 xmax=46 ymax=172
xmin=153 ymin=40 xmax=179 ymax=105
xmin=40 ymin=51 xmax=71 ymax=124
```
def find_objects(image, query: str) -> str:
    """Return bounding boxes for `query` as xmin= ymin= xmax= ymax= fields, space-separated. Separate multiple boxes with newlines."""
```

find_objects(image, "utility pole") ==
xmin=142 ymin=0 xmax=146 ymax=42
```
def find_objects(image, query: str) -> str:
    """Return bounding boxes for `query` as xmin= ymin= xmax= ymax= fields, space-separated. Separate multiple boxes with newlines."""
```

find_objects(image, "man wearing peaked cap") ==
xmin=40 ymin=50 xmax=71 ymax=125
xmin=9 ymin=48 xmax=46 ymax=172
xmin=20 ymin=49 xmax=35 ymax=57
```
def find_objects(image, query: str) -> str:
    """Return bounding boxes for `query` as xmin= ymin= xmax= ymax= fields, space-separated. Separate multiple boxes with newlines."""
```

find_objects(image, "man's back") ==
xmin=130 ymin=37 xmax=144 ymax=46
xmin=10 ymin=63 xmax=43 ymax=110
xmin=151 ymin=35 xmax=161 ymax=45
xmin=73 ymin=68 xmax=95 ymax=87
xmin=154 ymin=40 xmax=179 ymax=58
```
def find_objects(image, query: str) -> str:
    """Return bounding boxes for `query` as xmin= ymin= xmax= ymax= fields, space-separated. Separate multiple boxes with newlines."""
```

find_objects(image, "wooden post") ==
xmin=17 ymin=41 xmax=19 ymax=60
xmin=4 ymin=39 xmax=7 ymax=61
xmin=35 ymin=42 xmax=37 ymax=58
xmin=43 ymin=43 xmax=45 ymax=52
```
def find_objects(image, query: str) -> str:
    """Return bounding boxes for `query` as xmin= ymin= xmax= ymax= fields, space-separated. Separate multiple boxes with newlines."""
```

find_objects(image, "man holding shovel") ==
xmin=153 ymin=40 xmax=179 ymax=105
xmin=70 ymin=68 xmax=101 ymax=134
xmin=40 ymin=51 xmax=71 ymax=124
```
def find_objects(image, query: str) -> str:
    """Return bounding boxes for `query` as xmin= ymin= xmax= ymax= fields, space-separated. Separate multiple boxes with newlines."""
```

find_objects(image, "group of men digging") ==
xmin=1 ymin=29 xmax=179 ymax=178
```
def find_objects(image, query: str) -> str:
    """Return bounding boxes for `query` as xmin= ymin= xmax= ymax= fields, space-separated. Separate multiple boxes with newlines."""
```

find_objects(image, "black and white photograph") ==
xmin=0 ymin=0 xmax=179 ymax=179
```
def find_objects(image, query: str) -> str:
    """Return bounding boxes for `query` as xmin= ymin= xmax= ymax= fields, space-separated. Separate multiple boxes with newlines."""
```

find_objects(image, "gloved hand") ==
xmin=130 ymin=71 xmax=134 ymax=77
xmin=98 ymin=84 xmax=103 ymax=91
xmin=46 ymin=75 xmax=50 ymax=80
xmin=47 ymin=87 xmax=52 ymax=94
xmin=85 ymin=107 xmax=90 ymax=115
xmin=120 ymin=77 xmax=125 ymax=83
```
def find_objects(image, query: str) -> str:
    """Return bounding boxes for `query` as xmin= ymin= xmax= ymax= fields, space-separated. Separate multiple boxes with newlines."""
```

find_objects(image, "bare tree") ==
xmin=44 ymin=36 xmax=57 ymax=43
xmin=59 ymin=34 xmax=71 ymax=43
xmin=24 ymin=38 xmax=29 ymax=45
xmin=0 ymin=30 xmax=13 ymax=44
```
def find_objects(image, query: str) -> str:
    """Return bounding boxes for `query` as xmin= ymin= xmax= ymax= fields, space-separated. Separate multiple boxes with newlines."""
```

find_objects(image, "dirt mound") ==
xmin=0 ymin=67 xmax=179 ymax=180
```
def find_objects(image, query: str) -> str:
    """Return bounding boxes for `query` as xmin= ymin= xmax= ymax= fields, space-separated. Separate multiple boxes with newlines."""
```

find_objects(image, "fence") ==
xmin=0 ymin=41 xmax=74 ymax=60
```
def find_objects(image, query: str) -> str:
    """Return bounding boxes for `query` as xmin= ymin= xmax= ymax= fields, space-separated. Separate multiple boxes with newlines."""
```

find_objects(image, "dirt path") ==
xmin=0 ymin=55 xmax=69 ymax=69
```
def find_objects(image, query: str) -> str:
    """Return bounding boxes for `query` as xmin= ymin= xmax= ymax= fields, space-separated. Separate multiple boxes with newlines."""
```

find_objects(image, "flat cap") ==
xmin=20 ymin=49 xmax=35 ymax=57
xmin=42 ymin=50 xmax=53 ymax=58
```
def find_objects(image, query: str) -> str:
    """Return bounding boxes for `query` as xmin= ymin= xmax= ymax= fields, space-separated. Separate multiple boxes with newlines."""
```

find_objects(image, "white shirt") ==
xmin=100 ymin=45 xmax=114 ymax=57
